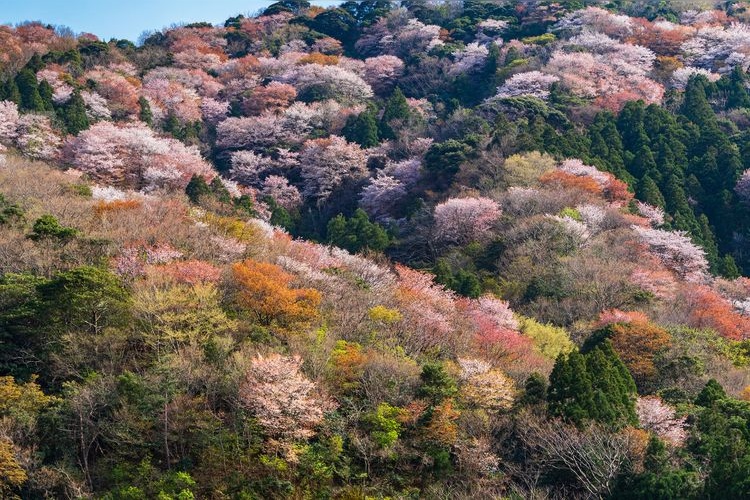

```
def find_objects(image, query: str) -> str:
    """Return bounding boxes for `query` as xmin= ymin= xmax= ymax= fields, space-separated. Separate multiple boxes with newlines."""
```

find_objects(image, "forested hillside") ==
xmin=5 ymin=0 xmax=750 ymax=498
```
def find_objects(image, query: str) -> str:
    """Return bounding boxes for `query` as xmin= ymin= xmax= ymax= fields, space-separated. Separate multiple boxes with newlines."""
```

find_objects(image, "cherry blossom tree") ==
xmin=200 ymin=97 xmax=229 ymax=124
xmin=299 ymin=136 xmax=368 ymax=202
xmin=476 ymin=19 xmax=508 ymax=44
xmin=357 ymin=16 xmax=444 ymax=57
xmin=450 ymin=43 xmax=488 ymax=75
xmin=736 ymin=169 xmax=750 ymax=203
xmin=634 ymin=201 xmax=665 ymax=227
xmin=359 ymin=174 xmax=407 ymax=220
xmin=395 ymin=264 xmax=458 ymax=355
xmin=671 ymin=67 xmax=719 ymax=89
xmin=382 ymin=158 xmax=422 ymax=187
xmin=471 ymin=295 xmax=519 ymax=331
xmin=142 ymin=78 xmax=202 ymax=124
xmin=278 ymin=64 xmax=373 ymax=104
xmin=458 ymin=358 xmax=516 ymax=411
xmin=81 ymin=91 xmax=112 ymax=121
xmin=243 ymin=82 xmax=297 ymax=115
xmin=362 ymin=55 xmax=405 ymax=94
xmin=160 ymin=259 xmax=222 ymax=284
xmin=433 ymin=197 xmax=501 ymax=245
xmin=37 ymin=68 xmax=73 ymax=104
xmin=83 ymin=68 xmax=140 ymax=119
xmin=216 ymin=114 xmax=294 ymax=151
xmin=629 ymin=265 xmax=678 ymax=299
xmin=239 ymin=353 xmax=335 ymax=441
xmin=261 ymin=175 xmax=302 ymax=211
xmin=493 ymin=71 xmax=560 ymax=100
xmin=555 ymin=7 xmax=634 ymax=39
xmin=15 ymin=114 xmax=61 ymax=161
xmin=229 ymin=150 xmax=274 ymax=188
xmin=636 ymin=396 xmax=688 ymax=446
xmin=681 ymin=24 xmax=750 ymax=72
xmin=632 ymin=226 xmax=709 ymax=282
xmin=64 ymin=122 xmax=214 ymax=191
xmin=0 ymin=100 xmax=19 ymax=144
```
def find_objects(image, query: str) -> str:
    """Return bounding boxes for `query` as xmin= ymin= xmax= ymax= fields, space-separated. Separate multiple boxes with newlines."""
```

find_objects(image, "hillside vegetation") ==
xmin=4 ymin=0 xmax=750 ymax=498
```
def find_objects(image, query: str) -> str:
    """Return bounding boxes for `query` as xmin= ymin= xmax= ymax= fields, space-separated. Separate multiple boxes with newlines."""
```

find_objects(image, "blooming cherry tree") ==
xmin=433 ymin=197 xmax=501 ymax=245
xmin=239 ymin=353 xmax=335 ymax=441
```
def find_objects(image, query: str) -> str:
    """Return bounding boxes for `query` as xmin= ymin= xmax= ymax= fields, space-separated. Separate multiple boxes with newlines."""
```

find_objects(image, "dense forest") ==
xmin=6 ymin=0 xmax=750 ymax=497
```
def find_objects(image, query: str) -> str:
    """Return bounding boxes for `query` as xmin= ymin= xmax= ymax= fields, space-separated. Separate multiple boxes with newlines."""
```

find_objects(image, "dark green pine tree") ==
xmin=62 ymin=90 xmax=90 ymax=134
xmin=614 ymin=436 xmax=701 ymax=499
xmin=326 ymin=209 xmax=390 ymax=253
xmin=697 ymin=214 xmax=720 ymax=271
xmin=432 ymin=259 xmax=455 ymax=290
xmin=690 ymin=147 xmax=721 ymax=194
xmin=209 ymin=177 xmax=232 ymax=204
xmin=0 ymin=78 xmax=21 ymax=104
xmin=682 ymin=75 xmax=718 ymax=128
xmin=418 ymin=362 xmax=458 ymax=404
xmin=617 ymin=101 xmax=649 ymax=153
xmin=185 ymin=174 xmax=211 ymax=204
xmin=25 ymin=53 xmax=44 ymax=73
xmin=37 ymin=80 xmax=55 ymax=112
xmin=585 ymin=340 xmax=637 ymax=427
xmin=164 ymin=112 xmax=183 ymax=140
xmin=588 ymin=111 xmax=627 ymax=176
xmin=342 ymin=108 xmax=379 ymax=147
xmin=631 ymin=145 xmax=658 ymax=179
xmin=726 ymin=66 xmax=750 ymax=110
xmin=138 ymin=96 xmax=153 ymax=125
xmin=719 ymin=254 xmax=741 ymax=279
xmin=547 ymin=350 xmax=595 ymax=427
xmin=548 ymin=341 xmax=637 ymax=428
xmin=637 ymin=175 xmax=666 ymax=209
xmin=379 ymin=87 xmax=409 ymax=140
xmin=15 ymin=69 xmax=45 ymax=112
xmin=453 ymin=269 xmax=481 ymax=298
xmin=695 ymin=378 xmax=727 ymax=407
xmin=483 ymin=42 xmax=500 ymax=84
xmin=663 ymin=174 xmax=700 ymax=235
xmin=522 ymin=372 xmax=548 ymax=406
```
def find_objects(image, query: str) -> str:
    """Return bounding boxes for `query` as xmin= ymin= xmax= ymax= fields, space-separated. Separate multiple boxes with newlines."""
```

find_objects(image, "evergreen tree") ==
xmin=697 ymin=214 xmax=719 ymax=271
xmin=37 ymin=80 xmax=55 ymax=112
xmin=548 ymin=341 xmax=636 ymax=427
xmin=548 ymin=350 xmax=595 ymax=426
xmin=522 ymin=372 xmax=547 ymax=406
xmin=342 ymin=109 xmax=379 ymax=147
xmin=15 ymin=69 xmax=45 ymax=112
xmin=453 ymin=269 xmax=481 ymax=298
xmin=726 ymin=66 xmax=750 ymax=109
xmin=62 ymin=90 xmax=90 ymax=134
xmin=418 ymin=362 xmax=458 ymax=404
xmin=0 ymin=78 xmax=21 ymax=104
xmin=637 ymin=175 xmax=666 ymax=208
xmin=618 ymin=101 xmax=649 ymax=153
xmin=719 ymin=254 xmax=741 ymax=279
xmin=695 ymin=379 xmax=726 ymax=407
xmin=209 ymin=177 xmax=232 ymax=204
xmin=164 ymin=112 xmax=183 ymax=139
xmin=138 ymin=96 xmax=153 ymax=125
xmin=327 ymin=209 xmax=390 ymax=253
xmin=185 ymin=174 xmax=211 ymax=204
xmin=682 ymin=75 xmax=717 ymax=128
xmin=25 ymin=54 xmax=44 ymax=73
xmin=379 ymin=87 xmax=409 ymax=140
xmin=631 ymin=145 xmax=658 ymax=179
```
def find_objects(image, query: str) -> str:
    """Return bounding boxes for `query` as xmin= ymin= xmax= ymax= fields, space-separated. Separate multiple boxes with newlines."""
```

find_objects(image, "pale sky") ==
xmin=0 ymin=0 xmax=342 ymax=42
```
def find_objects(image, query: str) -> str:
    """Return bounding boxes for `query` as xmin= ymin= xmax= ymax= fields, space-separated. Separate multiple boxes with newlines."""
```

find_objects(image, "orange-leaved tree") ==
xmin=231 ymin=258 xmax=321 ymax=327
